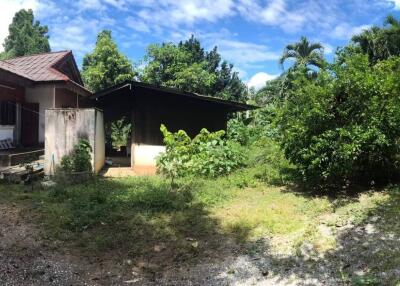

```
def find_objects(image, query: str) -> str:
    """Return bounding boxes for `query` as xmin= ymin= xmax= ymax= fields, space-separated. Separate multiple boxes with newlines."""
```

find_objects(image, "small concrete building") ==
xmin=90 ymin=81 xmax=255 ymax=172
xmin=44 ymin=108 xmax=105 ymax=175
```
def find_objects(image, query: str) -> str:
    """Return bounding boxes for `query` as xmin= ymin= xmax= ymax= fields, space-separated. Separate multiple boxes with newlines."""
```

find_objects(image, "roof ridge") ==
xmin=4 ymin=50 xmax=71 ymax=61
xmin=50 ymin=50 xmax=72 ymax=69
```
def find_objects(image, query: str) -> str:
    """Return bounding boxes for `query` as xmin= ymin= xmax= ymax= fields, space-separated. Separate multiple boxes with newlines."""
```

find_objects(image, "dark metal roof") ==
xmin=92 ymin=81 xmax=258 ymax=112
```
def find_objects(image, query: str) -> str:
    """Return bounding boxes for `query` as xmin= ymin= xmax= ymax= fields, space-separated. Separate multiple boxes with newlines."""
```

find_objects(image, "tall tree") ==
xmin=82 ymin=30 xmax=136 ymax=92
xmin=2 ymin=9 xmax=50 ymax=59
xmin=142 ymin=35 xmax=247 ymax=102
xmin=352 ymin=15 xmax=400 ymax=63
xmin=279 ymin=36 xmax=325 ymax=70
xmin=142 ymin=43 xmax=216 ymax=94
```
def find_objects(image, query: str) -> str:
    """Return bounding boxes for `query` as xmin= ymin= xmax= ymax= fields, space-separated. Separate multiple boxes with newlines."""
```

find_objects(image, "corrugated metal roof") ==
xmin=92 ymin=81 xmax=258 ymax=112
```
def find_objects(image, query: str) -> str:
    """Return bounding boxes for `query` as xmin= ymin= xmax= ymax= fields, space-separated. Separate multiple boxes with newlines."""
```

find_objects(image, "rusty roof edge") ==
xmin=2 ymin=50 xmax=71 ymax=61
xmin=0 ymin=66 xmax=35 ymax=85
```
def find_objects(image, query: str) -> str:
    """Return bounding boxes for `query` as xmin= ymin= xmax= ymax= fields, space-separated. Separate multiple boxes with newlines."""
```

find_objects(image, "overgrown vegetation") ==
xmin=273 ymin=55 xmax=400 ymax=189
xmin=110 ymin=117 xmax=132 ymax=149
xmin=60 ymin=139 xmax=93 ymax=173
xmin=157 ymin=124 xmax=245 ymax=180
xmin=248 ymin=15 xmax=400 ymax=191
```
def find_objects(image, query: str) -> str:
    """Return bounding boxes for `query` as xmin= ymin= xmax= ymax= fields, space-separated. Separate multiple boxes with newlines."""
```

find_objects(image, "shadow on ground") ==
xmin=1 ymin=179 xmax=399 ymax=285
xmin=193 ymin=185 xmax=400 ymax=286
xmin=5 ymin=177 xmax=257 ymax=283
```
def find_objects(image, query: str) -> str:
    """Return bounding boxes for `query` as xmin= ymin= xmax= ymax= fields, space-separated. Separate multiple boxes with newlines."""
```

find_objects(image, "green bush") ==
xmin=156 ymin=125 xmax=245 ymax=179
xmin=275 ymin=55 xmax=400 ymax=189
xmin=60 ymin=139 xmax=93 ymax=173
xmin=227 ymin=118 xmax=250 ymax=145
xmin=110 ymin=117 xmax=132 ymax=149
xmin=250 ymin=138 xmax=295 ymax=186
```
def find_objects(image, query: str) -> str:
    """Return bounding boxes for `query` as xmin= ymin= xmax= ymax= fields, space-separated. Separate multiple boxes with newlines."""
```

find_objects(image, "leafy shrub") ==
xmin=227 ymin=118 xmax=250 ymax=145
xmin=275 ymin=55 xmax=400 ymax=189
xmin=60 ymin=139 xmax=93 ymax=173
xmin=110 ymin=117 xmax=132 ymax=149
xmin=250 ymin=138 xmax=296 ymax=186
xmin=156 ymin=125 xmax=245 ymax=179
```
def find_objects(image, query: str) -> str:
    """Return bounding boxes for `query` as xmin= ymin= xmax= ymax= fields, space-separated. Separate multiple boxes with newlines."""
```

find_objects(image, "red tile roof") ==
xmin=0 ymin=51 xmax=92 ymax=96
xmin=0 ymin=51 xmax=72 ymax=82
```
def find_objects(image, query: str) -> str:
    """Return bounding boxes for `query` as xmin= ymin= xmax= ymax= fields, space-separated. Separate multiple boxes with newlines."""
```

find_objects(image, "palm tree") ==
xmin=352 ymin=15 xmax=400 ymax=63
xmin=385 ymin=14 xmax=400 ymax=29
xmin=279 ymin=36 xmax=325 ymax=70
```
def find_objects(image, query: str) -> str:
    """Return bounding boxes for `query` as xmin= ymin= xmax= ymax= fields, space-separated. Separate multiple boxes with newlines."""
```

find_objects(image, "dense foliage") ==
xmin=110 ymin=117 xmax=132 ymax=149
xmin=81 ymin=30 xmax=136 ymax=92
xmin=157 ymin=125 xmax=244 ymax=179
xmin=273 ymin=55 xmax=400 ymax=188
xmin=1 ymin=9 xmax=50 ymax=59
xmin=142 ymin=35 xmax=247 ymax=102
xmin=60 ymin=139 xmax=93 ymax=173
xmin=351 ymin=15 xmax=400 ymax=63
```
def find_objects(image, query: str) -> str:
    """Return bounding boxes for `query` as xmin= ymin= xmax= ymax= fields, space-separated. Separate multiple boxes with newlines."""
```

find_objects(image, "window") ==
xmin=0 ymin=101 xmax=16 ymax=125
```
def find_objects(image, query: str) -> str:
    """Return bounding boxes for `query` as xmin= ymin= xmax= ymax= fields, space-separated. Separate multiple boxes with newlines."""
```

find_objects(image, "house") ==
xmin=1 ymin=50 xmax=255 ymax=173
xmin=0 ymin=51 xmax=91 ymax=147
xmin=90 ymin=81 xmax=256 ymax=172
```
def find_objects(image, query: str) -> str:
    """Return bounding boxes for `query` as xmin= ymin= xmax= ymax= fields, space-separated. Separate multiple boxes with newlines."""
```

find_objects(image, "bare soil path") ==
xmin=0 ymin=203 xmax=128 ymax=285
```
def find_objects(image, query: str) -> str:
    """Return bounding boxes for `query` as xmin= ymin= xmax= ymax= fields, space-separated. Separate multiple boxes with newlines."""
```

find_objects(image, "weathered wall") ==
xmin=25 ymin=85 xmax=54 ymax=143
xmin=44 ymin=108 xmax=105 ymax=175
xmin=25 ymin=85 xmax=80 ymax=144
xmin=94 ymin=110 xmax=105 ymax=173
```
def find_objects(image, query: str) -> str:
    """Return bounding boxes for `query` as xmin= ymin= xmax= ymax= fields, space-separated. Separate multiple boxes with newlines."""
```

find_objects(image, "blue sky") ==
xmin=1 ymin=0 xmax=400 ymax=89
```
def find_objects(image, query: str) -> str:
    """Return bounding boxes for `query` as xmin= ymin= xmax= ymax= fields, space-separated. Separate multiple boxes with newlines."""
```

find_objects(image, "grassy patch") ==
xmin=0 ymin=172 xmax=399 ymax=282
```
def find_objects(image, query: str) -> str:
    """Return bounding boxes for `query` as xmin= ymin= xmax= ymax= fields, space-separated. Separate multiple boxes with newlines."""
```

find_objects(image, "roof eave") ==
xmin=93 ymin=81 xmax=258 ymax=112
xmin=0 ymin=68 xmax=34 ymax=87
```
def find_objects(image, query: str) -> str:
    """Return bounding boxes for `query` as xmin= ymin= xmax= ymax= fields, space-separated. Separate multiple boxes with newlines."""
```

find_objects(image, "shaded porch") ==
xmin=0 ymin=147 xmax=44 ymax=169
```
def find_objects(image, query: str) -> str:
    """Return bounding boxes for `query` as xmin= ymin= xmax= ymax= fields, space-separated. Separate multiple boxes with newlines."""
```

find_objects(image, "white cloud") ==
xmin=77 ymin=0 xmax=128 ymax=11
xmin=125 ymin=0 xmax=235 ymax=33
xmin=322 ymin=43 xmax=334 ymax=54
xmin=247 ymin=72 xmax=278 ymax=90
xmin=49 ymin=17 xmax=104 ymax=59
xmin=214 ymin=39 xmax=280 ymax=65
xmin=77 ymin=0 xmax=105 ymax=10
xmin=331 ymin=23 xmax=371 ymax=40
xmin=126 ymin=16 xmax=150 ymax=33
xmin=387 ymin=0 xmax=400 ymax=9
xmin=236 ymin=0 xmax=317 ymax=33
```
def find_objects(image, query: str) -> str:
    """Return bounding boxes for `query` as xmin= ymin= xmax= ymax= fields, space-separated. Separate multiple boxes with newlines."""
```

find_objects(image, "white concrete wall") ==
xmin=131 ymin=144 xmax=166 ymax=167
xmin=94 ymin=110 xmax=105 ymax=173
xmin=25 ymin=85 xmax=54 ymax=143
xmin=44 ymin=108 xmax=105 ymax=175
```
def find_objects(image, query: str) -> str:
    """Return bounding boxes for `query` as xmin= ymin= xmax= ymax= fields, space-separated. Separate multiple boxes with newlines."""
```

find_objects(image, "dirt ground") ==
xmin=0 ymin=203 xmax=134 ymax=286
xmin=1 ymin=197 xmax=399 ymax=285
